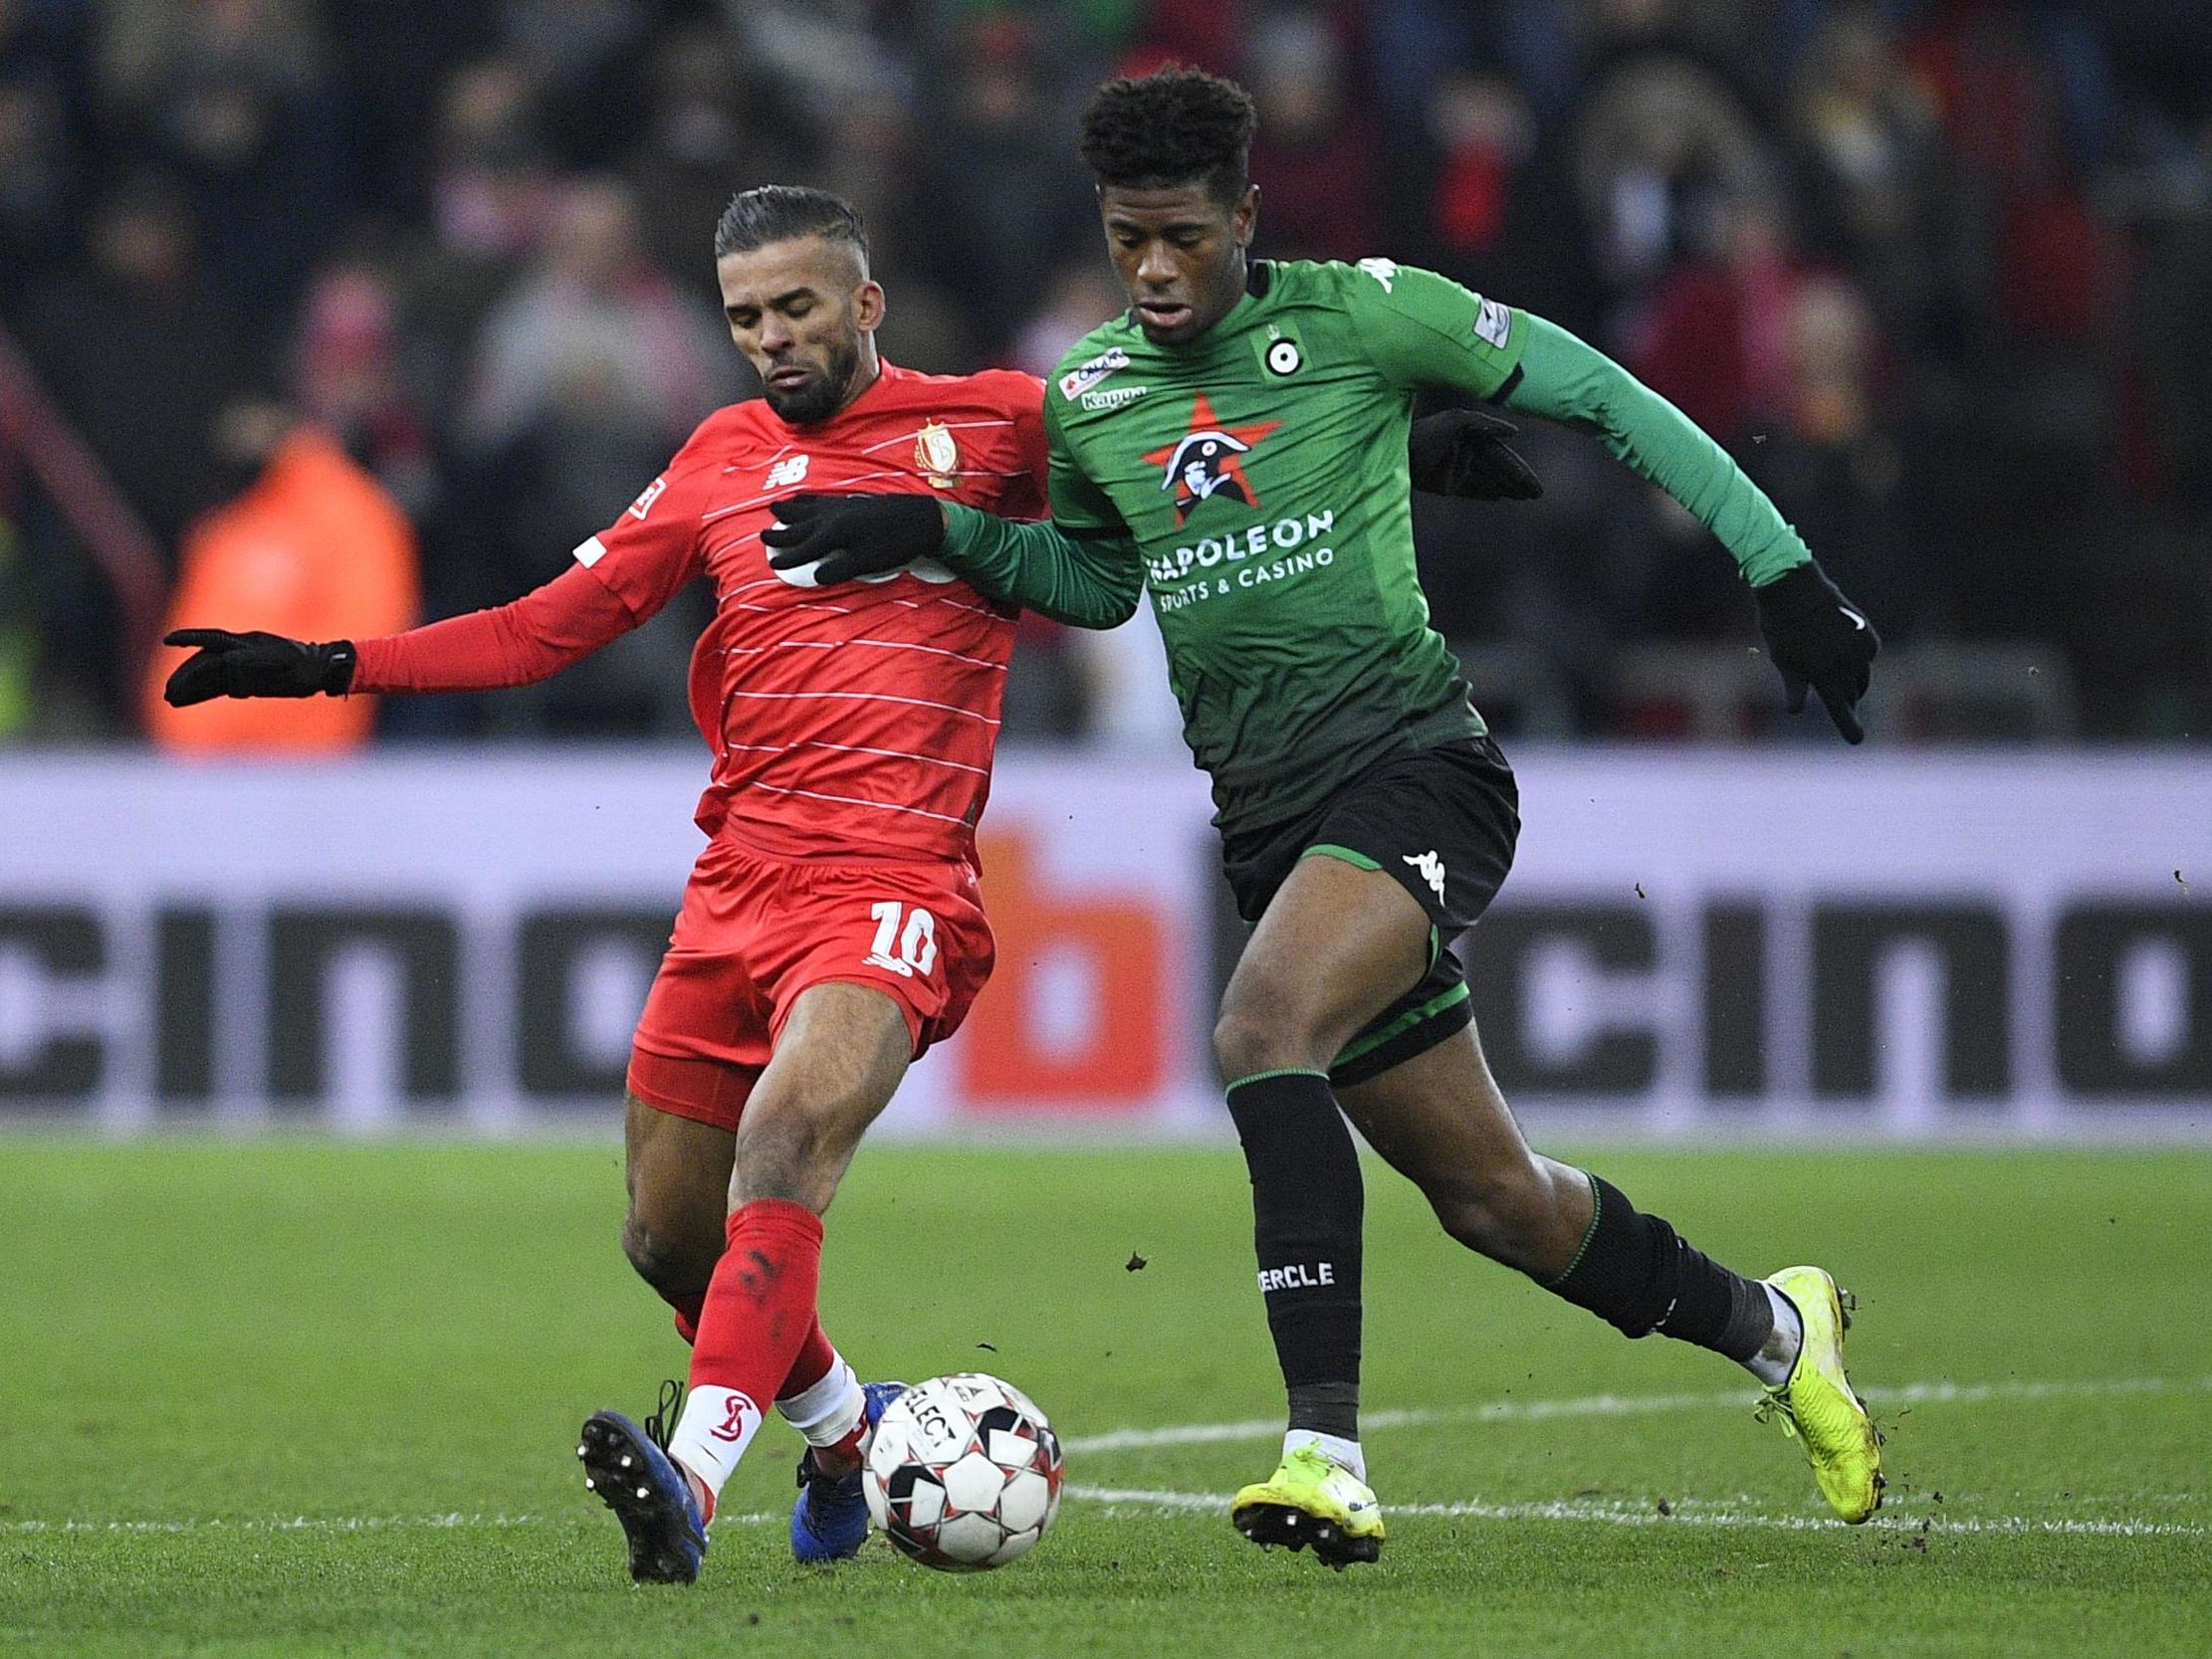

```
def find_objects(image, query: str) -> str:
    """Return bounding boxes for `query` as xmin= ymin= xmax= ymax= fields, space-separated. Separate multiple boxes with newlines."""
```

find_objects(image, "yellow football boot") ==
xmin=1230 ymin=1440 xmax=1386 ymax=1568
xmin=1758 ymin=1265 xmax=1884 ymax=1523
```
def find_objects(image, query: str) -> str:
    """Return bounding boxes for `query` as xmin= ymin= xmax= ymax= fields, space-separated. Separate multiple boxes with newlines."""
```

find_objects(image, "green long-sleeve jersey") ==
xmin=941 ymin=258 xmax=1812 ymax=834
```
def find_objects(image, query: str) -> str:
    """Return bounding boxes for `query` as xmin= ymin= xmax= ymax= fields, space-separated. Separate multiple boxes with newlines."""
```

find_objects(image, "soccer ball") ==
xmin=863 ymin=1372 xmax=1063 ymax=1571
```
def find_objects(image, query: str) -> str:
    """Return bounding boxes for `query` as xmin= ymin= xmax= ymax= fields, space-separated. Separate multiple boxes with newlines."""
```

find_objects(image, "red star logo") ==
xmin=1142 ymin=393 xmax=1281 ymax=525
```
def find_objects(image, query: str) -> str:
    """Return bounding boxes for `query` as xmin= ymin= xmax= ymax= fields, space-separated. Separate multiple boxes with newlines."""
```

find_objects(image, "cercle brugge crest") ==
xmin=915 ymin=420 xmax=960 ymax=489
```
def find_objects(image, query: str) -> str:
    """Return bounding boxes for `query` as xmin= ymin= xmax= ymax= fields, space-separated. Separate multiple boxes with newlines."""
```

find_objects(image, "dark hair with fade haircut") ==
xmin=712 ymin=184 xmax=869 ymax=262
xmin=1079 ymin=66 xmax=1257 ymax=206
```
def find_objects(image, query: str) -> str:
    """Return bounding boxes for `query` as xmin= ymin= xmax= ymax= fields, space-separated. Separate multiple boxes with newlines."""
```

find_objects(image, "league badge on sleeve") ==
xmin=915 ymin=421 xmax=961 ymax=490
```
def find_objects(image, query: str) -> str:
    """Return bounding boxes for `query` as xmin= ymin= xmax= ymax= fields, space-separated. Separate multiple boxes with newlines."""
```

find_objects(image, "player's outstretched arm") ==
xmin=162 ymin=561 xmax=644 ymax=706
xmin=1500 ymin=313 xmax=1878 ymax=741
xmin=764 ymin=494 xmax=1143 ymax=630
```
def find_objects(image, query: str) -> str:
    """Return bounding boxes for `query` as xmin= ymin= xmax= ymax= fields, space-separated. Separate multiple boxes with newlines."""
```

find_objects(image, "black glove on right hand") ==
xmin=762 ymin=493 xmax=948 ymax=586
xmin=1407 ymin=408 xmax=1544 ymax=502
xmin=1752 ymin=563 xmax=1880 ymax=743
xmin=163 ymin=629 xmax=357 ymax=706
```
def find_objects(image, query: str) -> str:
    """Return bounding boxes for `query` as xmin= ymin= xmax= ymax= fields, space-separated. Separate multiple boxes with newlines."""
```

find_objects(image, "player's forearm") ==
xmin=938 ymin=504 xmax=1143 ymax=630
xmin=352 ymin=561 xmax=638 ymax=693
xmin=1503 ymin=313 xmax=1810 ymax=586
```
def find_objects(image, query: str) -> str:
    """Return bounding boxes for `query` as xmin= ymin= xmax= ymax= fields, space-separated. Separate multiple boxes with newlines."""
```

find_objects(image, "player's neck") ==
xmin=831 ymin=343 xmax=884 ymax=417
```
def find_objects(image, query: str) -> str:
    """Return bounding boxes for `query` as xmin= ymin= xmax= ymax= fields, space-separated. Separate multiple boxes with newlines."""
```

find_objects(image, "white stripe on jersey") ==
xmin=859 ymin=419 xmax=1018 ymax=455
xmin=769 ymin=637 xmax=1007 ymax=670
xmin=744 ymin=780 xmax=971 ymax=825
xmin=700 ymin=468 xmax=912 ymax=524
xmin=721 ymin=689 xmax=1001 ymax=725
xmin=722 ymin=738 xmax=991 ymax=776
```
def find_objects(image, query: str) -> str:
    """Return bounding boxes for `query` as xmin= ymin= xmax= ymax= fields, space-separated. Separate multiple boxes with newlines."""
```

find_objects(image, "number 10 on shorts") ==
xmin=864 ymin=902 xmax=939 ymax=978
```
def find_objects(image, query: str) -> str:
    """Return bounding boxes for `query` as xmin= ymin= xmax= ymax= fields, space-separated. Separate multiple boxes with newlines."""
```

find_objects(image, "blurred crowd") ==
xmin=2 ymin=0 xmax=2210 ymax=744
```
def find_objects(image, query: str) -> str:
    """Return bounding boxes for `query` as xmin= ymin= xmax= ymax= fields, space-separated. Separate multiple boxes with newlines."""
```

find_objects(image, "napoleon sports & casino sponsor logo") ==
xmin=1138 ymin=392 xmax=1340 ymax=607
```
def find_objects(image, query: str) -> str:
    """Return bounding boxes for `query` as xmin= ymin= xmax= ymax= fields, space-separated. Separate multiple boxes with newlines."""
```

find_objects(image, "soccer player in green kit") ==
xmin=766 ymin=67 xmax=1883 ymax=1567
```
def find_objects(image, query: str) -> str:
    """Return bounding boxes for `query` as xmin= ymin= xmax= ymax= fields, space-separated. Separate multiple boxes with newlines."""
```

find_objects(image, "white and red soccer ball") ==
xmin=863 ymin=1372 xmax=1063 ymax=1571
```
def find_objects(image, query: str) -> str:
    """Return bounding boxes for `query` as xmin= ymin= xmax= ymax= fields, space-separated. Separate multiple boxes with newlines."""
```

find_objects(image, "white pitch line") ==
xmin=1058 ymin=1373 xmax=2212 ymax=1455
xmin=11 ymin=1375 xmax=2204 ymax=1543
xmin=1062 ymin=1486 xmax=2206 ymax=1540
xmin=0 ymin=1511 xmax=773 ymax=1537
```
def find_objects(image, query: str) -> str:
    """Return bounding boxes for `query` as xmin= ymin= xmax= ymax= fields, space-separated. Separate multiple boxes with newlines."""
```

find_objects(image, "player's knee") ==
xmin=1430 ymin=1160 xmax=1553 ymax=1267
xmin=620 ymin=1209 xmax=715 ymax=1305
xmin=731 ymin=1099 xmax=847 ymax=1209
xmin=1212 ymin=995 xmax=1330 ymax=1082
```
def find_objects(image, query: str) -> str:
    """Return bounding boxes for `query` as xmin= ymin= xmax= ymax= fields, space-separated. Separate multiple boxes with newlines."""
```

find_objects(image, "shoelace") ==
xmin=643 ymin=1377 xmax=684 ymax=1452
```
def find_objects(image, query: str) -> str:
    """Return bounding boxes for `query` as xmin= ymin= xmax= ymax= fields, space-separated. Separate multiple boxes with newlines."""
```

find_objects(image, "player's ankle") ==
xmin=679 ymin=1462 xmax=716 ymax=1526
xmin=808 ymin=1444 xmax=862 ymax=1481
xmin=1743 ymin=1282 xmax=1803 ymax=1388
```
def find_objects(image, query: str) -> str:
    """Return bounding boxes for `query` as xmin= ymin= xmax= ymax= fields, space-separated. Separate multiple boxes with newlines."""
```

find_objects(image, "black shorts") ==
xmin=1219 ymin=734 xmax=1520 ymax=1087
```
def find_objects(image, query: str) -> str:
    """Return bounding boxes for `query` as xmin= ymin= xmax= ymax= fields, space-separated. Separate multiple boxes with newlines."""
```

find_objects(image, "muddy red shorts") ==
xmin=626 ymin=834 xmax=995 ymax=1132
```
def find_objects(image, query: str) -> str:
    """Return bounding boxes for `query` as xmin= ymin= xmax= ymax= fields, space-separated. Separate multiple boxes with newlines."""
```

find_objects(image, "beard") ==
xmin=762 ymin=337 xmax=861 ymax=426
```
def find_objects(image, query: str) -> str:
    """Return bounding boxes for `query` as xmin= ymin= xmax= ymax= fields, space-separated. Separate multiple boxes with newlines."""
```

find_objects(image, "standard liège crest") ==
xmin=915 ymin=420 xmax=961 ymax=489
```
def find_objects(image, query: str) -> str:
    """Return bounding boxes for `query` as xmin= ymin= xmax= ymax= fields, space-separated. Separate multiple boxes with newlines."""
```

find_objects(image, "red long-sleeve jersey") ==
xmin=355 ymin=361 xmax=1048 ymax=862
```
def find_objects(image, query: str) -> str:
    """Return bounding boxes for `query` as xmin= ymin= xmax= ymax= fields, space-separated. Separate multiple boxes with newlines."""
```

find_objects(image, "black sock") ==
xmin=1545 ymin=1172 xmax=1774 ymax=1362
xmin=1223 ymin=1069 xmax=1364 ymax=1434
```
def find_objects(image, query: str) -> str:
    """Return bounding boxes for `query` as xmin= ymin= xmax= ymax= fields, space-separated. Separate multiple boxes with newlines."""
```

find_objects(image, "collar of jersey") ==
xmin=1120 ymin=274 xmax=1267 ymax=360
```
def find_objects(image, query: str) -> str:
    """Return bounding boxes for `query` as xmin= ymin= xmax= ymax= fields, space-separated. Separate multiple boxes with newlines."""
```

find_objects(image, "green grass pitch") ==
xmin=4 ymin=1139 xmax=2208 ymax=1657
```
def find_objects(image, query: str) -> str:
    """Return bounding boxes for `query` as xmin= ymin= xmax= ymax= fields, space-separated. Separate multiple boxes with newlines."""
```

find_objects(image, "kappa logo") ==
xmin=626 ymin=476 xmax=668 ymax=519
xmin=1404 ymin=850 xmax=1446 ymax=904
xmin=765 ymin=453 xmax=810 ymax=490
xmin=1081 ymin=384 xmax=1148 ymax=412
xmin=1357 ymin=257 xmax=1399 ymax=294
xmin=1058 ymin=346 xmax=1131 ymax=401
xmin=1143 ymin=392 xmax=1282 ymax=525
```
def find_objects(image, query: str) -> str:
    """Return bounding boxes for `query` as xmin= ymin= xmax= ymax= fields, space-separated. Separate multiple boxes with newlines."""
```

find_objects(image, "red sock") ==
xmin=778 ymin=1315 xmax=836 ymax=1396
xmin=667 ymin=1199 xmax=823 ymax=1511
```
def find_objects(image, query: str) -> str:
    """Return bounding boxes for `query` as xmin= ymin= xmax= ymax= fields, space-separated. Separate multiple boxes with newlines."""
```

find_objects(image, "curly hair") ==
xmin=1078 ymin=66 xmax=1257 ymax=205
xmin=713 ymin=185 xmax=868 ymax=263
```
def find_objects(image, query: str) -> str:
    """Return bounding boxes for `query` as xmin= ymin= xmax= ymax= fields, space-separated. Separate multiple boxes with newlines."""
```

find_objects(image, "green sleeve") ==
xmin=935 ymin=391 xmax=1145 ymax=630
xmin=1344 ymin=260 xmax=1527 ymax=399
xmin=1501 ymin=312 xmax=1810 ymax=587
xmin=938 ymin=509 xmax=1144 ymax=631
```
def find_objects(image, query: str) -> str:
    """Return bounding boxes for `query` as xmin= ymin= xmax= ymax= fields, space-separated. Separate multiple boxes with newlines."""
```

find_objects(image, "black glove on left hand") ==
xmin=762 ymin=493 xmax=947 ymax=585
xmin=1752 ymin=562 xmax=1880 ymax=743
xmin=163 ymin=629 xmax=356 ymax=706
xmin=1408 ymin=409 xmax=1543 ymax=502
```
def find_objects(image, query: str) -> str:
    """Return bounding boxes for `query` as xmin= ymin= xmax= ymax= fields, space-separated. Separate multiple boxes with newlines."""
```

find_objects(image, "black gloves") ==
xmin=1408 ymin=408 xmax=1543 ymax=502
xmin=162 ymin=629 xmax=356 ymax=706
xmin=763 ymin=493 xmax=947 ymax=585
xmin=1752 ymin=563 xmax=1880 ymax=743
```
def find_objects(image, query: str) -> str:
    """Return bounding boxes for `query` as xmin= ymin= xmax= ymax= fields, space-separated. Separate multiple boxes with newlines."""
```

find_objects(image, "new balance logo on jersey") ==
xmin=1404 ymin=850 xmax=1446 ymax=904
xmin=766 ymin=454 xmax=810 ymax=490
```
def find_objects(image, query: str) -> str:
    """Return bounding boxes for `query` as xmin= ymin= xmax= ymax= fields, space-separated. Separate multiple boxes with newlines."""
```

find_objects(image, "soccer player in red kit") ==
xmin=161 ymin=186 xmax=1048 ymax=1581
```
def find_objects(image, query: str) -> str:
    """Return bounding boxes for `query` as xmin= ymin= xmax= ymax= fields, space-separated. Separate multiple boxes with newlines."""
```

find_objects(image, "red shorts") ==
xmin=627 ymin=834 xmax=995 ymax=1132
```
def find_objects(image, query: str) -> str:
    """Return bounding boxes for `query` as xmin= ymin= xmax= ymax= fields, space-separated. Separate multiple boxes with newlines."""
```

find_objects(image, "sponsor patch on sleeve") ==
xmin=1474 ymin=297 xmax=1513 ymax=351
xmin=573 ymin=535 xmax=608 ymax=568
xmin=1057 ymin=346 xmax=1131 ymax=401
xmin=626 ymin=476 xmax=669 ymax=519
